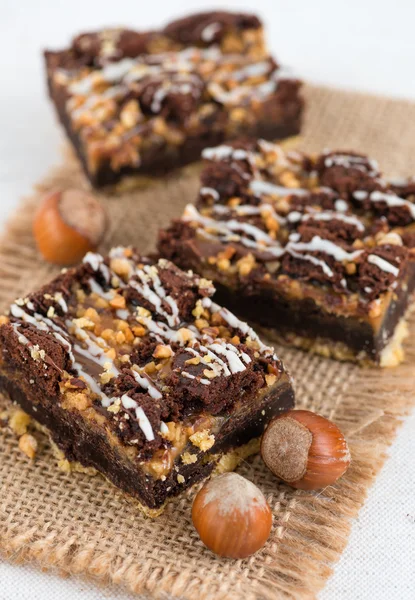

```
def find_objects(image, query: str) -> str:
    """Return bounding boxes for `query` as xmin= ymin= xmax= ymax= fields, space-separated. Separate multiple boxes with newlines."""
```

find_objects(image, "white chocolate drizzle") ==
xmin=184 ymin=204 xmax=363 ymax=281
xmin=354 ymin=190 xmax=415 ymax=220
xmin=181 ymin=371 xmax=211 ymax=385
xmin=83 ymin=252 xmax=111 ymax=283
xmin=107 ymin=252 xmax=180 ymax=327
xmin=230 ymin=60 xmax=271 ymax=82
xmin=324 ymin=153 xmax=378 ymax=176
xmin=208 ymin=342 xmax=246 ymax=373
xmin=287 ymin=249 xmax=334 ymax=279
xmin=202 ymin=145 xmax=250 ymax=162
xmin=9 ymin=252 xmax=279 ymax=426
xmin=121 ymin=394 xmax=154 ymax=441
xmin=211 ymin=202 xmax=286 ymax=224
xmin=249 ymin=180 xmax=308 ymax=198
xmin=131 ymin=366 xmax=162 ymax=400
xmin=183 ymin=204 xmax=284 ymax=258
xmin=160 ymin=421 xmax=169 ymax=434
xmin=190 ymin=141 xmax=406 ymax=302
xmin=200 ymin=186 xmax=220 ymax=201
xmin=10 ymin=303 xmax=112 ymax=403
xmin=201 ymin=297 xmax=277 ymax=360
xmin=300 ymin=210 xmax=365 ymax=232
xmin=288 ymin=236 xmax=362 ymax=263
xmin=367 ymin=254 xmax=399 ymax=277
xmin=66 ymin=46 xmax=292 ymax=116
xmin=334 ymin=199 xmax=348 ymax=212
xmin=201 ymin=22 xmax=221 ymax=42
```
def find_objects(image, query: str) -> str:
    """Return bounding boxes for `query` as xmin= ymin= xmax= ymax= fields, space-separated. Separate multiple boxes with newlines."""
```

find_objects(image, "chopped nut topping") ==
xmin=110 ymin=258 xmax=132 ymax=277
xmin=116 ymin=331 xmax=126 ymax=344
xmin=153 ymin=344 xmax=173 ymax=359
xmin=185 ymin=356 xmax=201 ymax=365
xmin=181 ymin=452 xmax=198 ymax=465
xmin=203 ymin=368 xmax=217 ymax=379
xmin=176 ymin=328 xmax=195 ymax=343
xmin=144 ymin=361 xmax=157 ymax=374
xmin=73 ymin=317 xmax=95 ymax=330
xmin=132 ymin=325 xmax=146 ymax=337
xmin=189 ymin=429 xmax=215 ymax=451
xmin=192 ymin=301 xmax=204 ymax=319
xmin=110 ymin=294 xmax=126 ymax=309
xmin=368 ymin=300 xmax=382 ymax=319
xmin=195 ymin=318 xmax=209 ymax=330
xmin=345 ymin=263 xmax=357 ymax=275
xmin=265 ymin=373 xmax=277 ymax=386
xmin=237 ymin=253 xmax=256 ymax=277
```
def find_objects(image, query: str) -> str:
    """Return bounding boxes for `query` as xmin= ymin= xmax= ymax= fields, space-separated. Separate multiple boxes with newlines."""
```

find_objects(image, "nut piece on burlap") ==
xmin=0 ymin=84 xmax=415 ymax=599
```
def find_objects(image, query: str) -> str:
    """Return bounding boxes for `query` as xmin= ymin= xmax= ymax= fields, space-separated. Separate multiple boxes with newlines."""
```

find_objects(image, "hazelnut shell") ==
xmin=33 ymin=189 xmax=107 ymax=265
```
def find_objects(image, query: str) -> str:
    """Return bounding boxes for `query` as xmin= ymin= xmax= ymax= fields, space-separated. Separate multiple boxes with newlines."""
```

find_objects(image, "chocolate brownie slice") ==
xmin=44 ymin=11 xmax=303 ymax=188
xmin=159 ymin=141 xmax=415 ymax=366
xmin=0 ymin=249 xmax=294 ymax=515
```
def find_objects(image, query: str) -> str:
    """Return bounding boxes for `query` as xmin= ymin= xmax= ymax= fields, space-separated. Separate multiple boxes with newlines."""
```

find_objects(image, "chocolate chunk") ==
xmin=356 ymin=245 xmax=407 ymax=299
xmin=162 ymin=11 xmax=261 ymax=45
xmin=139 ymin=75 xmax=204 ymax=122
xmin=316 ymin=151 xmax=383 ymax=197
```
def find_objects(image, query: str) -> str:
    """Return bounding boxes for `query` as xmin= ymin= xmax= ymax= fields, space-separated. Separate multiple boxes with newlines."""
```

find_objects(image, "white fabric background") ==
xmin=1 ymin=1 xmax=415 ymax=598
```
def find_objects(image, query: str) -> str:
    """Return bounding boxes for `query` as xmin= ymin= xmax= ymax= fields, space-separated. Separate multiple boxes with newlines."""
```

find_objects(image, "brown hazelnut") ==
xmin=192 ymin=472 xmax=272 ymax=558
xmin=33 ymin=189 xmax=107 ymax=265
xmin=261 ymin=410 xmax=351 ymax=490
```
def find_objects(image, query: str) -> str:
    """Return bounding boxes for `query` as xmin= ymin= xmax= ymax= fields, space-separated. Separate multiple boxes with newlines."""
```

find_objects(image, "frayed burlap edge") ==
xmin=0 ymin=84 xmax=415 ymax=599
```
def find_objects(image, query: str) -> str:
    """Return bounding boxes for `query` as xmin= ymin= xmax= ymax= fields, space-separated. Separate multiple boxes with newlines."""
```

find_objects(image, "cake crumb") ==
xmin=9 ymin=409 xmax=31 ymax=436
xmin=18 ymin=433 xmax=38 ymax=459
xmin=181 ymin=452 xmax=198 ymax=465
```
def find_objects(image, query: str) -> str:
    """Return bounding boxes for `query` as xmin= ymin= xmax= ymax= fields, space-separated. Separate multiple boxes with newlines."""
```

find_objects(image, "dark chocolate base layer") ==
xmin=211 ymin=267 xmax=415 ymax=364
xmin=0 ymin=373 xmax=294 ymax=510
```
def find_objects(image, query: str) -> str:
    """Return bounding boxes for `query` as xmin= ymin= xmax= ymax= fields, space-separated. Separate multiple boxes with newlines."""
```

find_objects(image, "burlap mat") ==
xmin=1 ymin=84 xmax=415 ymax=600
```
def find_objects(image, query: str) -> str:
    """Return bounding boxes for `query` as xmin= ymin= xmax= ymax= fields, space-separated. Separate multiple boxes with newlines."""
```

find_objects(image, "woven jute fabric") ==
xmin=1 ymin=84 xmax=415 ymax=599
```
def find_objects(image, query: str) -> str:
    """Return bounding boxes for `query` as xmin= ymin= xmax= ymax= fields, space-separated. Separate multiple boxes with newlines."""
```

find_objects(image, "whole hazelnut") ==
xmin=33 ymin=189 xmax=107 ymax=265
xmin=192 ymin=472 xmax=272 ymax=559
xmin=261 ymin=410 xmax=351 ymax=490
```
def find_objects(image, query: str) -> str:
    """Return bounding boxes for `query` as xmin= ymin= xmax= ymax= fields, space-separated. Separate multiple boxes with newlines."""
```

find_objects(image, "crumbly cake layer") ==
xmin=159 ymin=140 xmax=415 ymax=365
xmin=253 ymin=314 xmax=410 ymax=367
xmin=44 ymin=11 xmax=303 ymax=187
xmin=0 ymin=249 xmax=294 ymax=509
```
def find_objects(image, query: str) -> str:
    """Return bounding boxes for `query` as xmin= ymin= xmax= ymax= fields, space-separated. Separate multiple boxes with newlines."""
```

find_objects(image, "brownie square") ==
xmin=44 ymin=11 xmax=303 ymax=188
xmin=0 ymin=250 xmax=294 ymax=515
xmin=158 ymin=140 xmax=415 ymax=366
